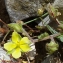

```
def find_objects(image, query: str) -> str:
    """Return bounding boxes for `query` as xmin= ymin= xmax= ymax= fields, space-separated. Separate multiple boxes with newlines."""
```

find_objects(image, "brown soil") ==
xmin=0 ymin=0 xmax=10 ymax=23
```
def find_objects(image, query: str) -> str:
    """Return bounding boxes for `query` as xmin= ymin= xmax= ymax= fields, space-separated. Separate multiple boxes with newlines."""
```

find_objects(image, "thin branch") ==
xmin=24 ymin=25 xmax=34 ymax=32
xmin=56 ymin=18 xmax=61 ymax=25
xmin=2 ymin=30 xmax=10 ymax=42
xmin=27 ymin=56 xmax=30 ymax=63
xmin=22 ymin=28 xmax=33 ymax=42
xmin=33 ymin=33 xmax=60 ymax=43
xmin=25 ymin=53 xmax=30 ymax=63
xmin=23 ymin=18 xmax=38 ymax=25
xmin=39 ymin=17 xmax=44 ymax=26
xmin=17 ymin=21 xmax=34 ymax=32
xmin=0 ymin=19 xmax=9 ymax=29
xmin=23 ymin=12 xmax=48 ymax=25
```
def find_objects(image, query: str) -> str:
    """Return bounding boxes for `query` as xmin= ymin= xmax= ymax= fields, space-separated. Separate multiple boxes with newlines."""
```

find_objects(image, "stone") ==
xmin=38 ymin=15 xmax=50 ymax=26
xmin=0 ymin=47 xmax=11 ymax=61
xmin=5 ymin=0 xmax=54 ymax=22
xmin=0 ymin=0 xmax=10 ymax=23
xmin=53 ymin=0 xmax=63 ymax=8
xmin=5 ymin=0 xmax=63 ymax=23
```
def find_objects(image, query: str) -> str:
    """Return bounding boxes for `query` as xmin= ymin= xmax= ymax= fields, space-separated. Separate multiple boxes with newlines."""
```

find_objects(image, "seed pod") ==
xmin=37 ymin=8 xmax=44 ymax=16
xmin=8 ymin=23 xmax=22 ymax=32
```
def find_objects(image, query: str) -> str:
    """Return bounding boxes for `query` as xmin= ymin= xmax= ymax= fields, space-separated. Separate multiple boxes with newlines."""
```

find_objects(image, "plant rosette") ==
xmin=4 ymin=31 xmax=32 ymax=59
xmin=45 ymin=41 xmax=59 ymax=54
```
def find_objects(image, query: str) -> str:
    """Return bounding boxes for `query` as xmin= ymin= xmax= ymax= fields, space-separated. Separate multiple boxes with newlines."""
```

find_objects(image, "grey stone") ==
xmin=38 ymin=15 xmax=50 ymax=26
xmin=53 ymin=0 xmax=63 ymax=8
xmin=5 ymin=0 xmax=54 ymax=22
xmin=0 ymin=47 xmax=11 ymax=61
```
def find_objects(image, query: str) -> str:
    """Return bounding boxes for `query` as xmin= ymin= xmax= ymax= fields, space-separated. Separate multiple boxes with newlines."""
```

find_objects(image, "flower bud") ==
xmin=8 ymin=23 xmax=22 ymax=32
xmin=37 ymin=8 xmax=44 ymax=16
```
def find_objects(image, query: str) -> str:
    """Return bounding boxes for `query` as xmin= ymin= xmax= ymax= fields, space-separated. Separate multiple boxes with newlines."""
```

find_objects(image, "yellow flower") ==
xmin=4 ymin=31 xmax=31 ymax=59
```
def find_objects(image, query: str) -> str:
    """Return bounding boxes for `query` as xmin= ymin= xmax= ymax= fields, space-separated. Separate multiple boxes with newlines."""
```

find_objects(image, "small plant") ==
xmin=4 ymin=31 xmax=31 ymax=59
xmin=0 ymin=2 xmax=63 ymax=63
xmin=45 ymin=40 xmax=59 ymax=54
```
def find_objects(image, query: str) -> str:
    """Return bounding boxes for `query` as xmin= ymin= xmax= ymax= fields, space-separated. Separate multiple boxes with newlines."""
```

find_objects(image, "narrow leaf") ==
xmin=38 ymin=32 xmax=49 ymax=40
xmin=57 ymin=35 xmax=63 ymax=42
xmin=58 ymin=24 xmax=63 ymax=29
xmin=46 ymin=25 xmax=58 ymax=34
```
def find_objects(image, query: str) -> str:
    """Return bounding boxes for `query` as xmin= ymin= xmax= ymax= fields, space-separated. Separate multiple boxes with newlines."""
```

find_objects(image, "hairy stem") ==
xmin=23 ymin=12 xmax=48 ymax=25
xmin=2 ymin=30 xmax=10 ymax=42
xmin=33 ymin=33 xmax=60 ymax=43
xmin=22 ymin=28 xmax=33 ymax=42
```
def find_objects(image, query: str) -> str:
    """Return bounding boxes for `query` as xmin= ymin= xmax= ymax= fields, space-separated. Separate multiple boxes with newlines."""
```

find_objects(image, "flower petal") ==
xmin=20 ymin=37 xmax=31 ymax=45
xmin=12 ymin=31 xmax=21 ymax=43
xmin=4 ymin=42 xmax=16 ymax=51
xmin=20 ymin=44 xmax=31 ymax=52
xmin=12 ymin=48 xmax=21 ymax=59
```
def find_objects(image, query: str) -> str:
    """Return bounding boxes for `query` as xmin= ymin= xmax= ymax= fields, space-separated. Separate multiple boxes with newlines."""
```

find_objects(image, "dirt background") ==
xmin=0 ymin=0 xmax=10 ymax=23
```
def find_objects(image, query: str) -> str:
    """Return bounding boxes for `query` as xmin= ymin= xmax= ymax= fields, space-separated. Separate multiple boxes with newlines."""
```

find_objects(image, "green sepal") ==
xmin=8 ymin=23 xmax=22 ymax=32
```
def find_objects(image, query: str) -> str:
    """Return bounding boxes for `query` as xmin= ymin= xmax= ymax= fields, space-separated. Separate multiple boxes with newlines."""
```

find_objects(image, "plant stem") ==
xmin=39 ymin=17 xmax=44 ymax=26
xmin=25 ymin=53 xmax=30 ymax=63
xmin=33 ymin=33 xmax=60 ymax=43
xmin=23 ymin=18 xmax=38 ymax=25
xmin=24 ymin=25 xmax=34 ymax=32
xmin=2 ymin=30 xmax=10 ymax=42
xmin=27 ymin=56 xmax=30 ymax=63
xmin=56 ymin=18 xmax=61 ymax=25
xmin=50 ymin=35 xmax=55 ymax=42
xmin=41 ymin=12 xmax=48 ymax=17
xmin=23 ymin=12 xmax=48 ymax=25
xmin=0 ymin=19 xmax=9 ymax=29
xmin=22 ymin=28 xmax=33 ymax=42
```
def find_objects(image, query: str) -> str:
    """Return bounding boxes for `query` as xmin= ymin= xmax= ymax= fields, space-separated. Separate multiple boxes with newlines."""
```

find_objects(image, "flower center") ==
xmin=16 ymin=42 xmax=20 ymax=47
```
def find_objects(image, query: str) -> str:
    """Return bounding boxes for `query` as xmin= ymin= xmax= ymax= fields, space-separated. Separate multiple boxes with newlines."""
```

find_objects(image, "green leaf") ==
xmin=57 ymin=35 xmax=63 ymax=42
xmin=35 ymin=26 xmax=45 ymax=30
xmin=46 ymin=25 xmax=58 ymax=34
xmin=60 ymin=21 xmax=63 ymax=24
xmin=38 ymin=32 xmax=49 ymax=40
xmin=8 ymin=23 xmax=22 ymax=32
xmin=58 ymin=24 xmax=63 ymax=29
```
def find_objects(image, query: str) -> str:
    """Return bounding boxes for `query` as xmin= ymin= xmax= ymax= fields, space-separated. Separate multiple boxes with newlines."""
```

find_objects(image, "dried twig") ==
xmin=2 ymin=30 xmax=10 ymax=42
xmin=24 ymin=25 xmax=34 ymax=32
xmin=55 ymin=18 xmax=61 ymax=25
xmin=25 ymin=53 xmax=31 ymax=63
xmin=33 ymin=33 xmax=60 ymax=43
xmin=0 ymin=19 xmax=9 ymax=29
xmin=22 ymin=28 xmax=33 ymax=42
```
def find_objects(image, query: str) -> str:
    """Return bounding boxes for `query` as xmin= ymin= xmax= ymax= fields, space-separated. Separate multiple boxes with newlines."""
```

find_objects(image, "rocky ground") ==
xmin=0 ymin=0 xmax=63 ymax=63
